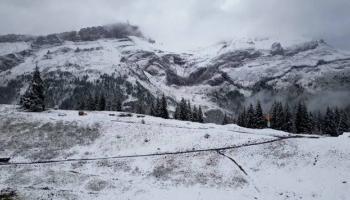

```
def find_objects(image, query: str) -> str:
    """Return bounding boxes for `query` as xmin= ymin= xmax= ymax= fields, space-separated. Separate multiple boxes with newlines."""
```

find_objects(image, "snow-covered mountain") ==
xmin=1 ymin=23 xmax=350 ymax=123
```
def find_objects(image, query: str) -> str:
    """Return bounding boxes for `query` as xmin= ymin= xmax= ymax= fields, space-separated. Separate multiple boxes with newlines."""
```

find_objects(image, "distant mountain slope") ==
xmin=0 ymin=24 xmax=350 ymax=123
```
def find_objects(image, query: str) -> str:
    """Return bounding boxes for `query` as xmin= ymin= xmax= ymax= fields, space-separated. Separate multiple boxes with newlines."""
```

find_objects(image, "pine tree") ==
xmin=255 ymin=101 xmax=265 ymax=129
xmin=295 ymin=102 xmax=311 ymax=134
xmin=271 ymin=102 xmax=284 ymax=130
xmin=334 ymin=108 xmax=341 ymax=128
xmin=105 ymin=100 xmax=111 ymax=111
xmin=246 ymin=104 xmax=256 ymax=128
xmin=314 ymin=111 xmax=323 ymax=134
xmin=338 ymin=110 xmax=349 ymax=134
xmin=135 ymin=97 xmax=145 ymax=114
xmin=20 ymin=66 xmax=45 ymax=112
xmin=222 ymin=114 xmax=230 ymax=125
xmin=87 ymin=93 xmax=95 ymax=111
xmin=277 ymin=102 xmax=285 ymax=129
xmin=174 ymin=104 xmax=180 ymax=119
xmin=192 ymin=106 xmax=198 ymax=122
xmin=77 ymin=98 xmax=86 ymax=110
xmin=308 ymin=112 xmax=316 ymax=134
xmin=150 ymin=101 xmax=157 ymax=116
xmin=270 ymin=102 xmax=278 ymax=129
xmin=159 ymin=95 xmax=169 ymax=119
xmin=237 ymin=107 xmax=247 ymax=127
xmin=93 ymin=93 xmax=99 ymax=111
xmin=323 ymin=107 xmax=337 ymax=136
xmin=187 ymin=100 xmax=193 ymax=121
xmin=197 ymin=106 xmax=204 ymax=123
xmin=282 ymin=104 xmax=293 ymax=132
xmin=155 ymin=97 xmax=161 ymax=117
xmin=116 ymin=100 xmax=122 ymax=111
xmin=98 ymin=93 xmax=106 ymax=111
xmin=294 ymin=102 xmax=304 ymax=133
xmin=111 ymin=98 xmax=122 ymax=111
xmin=333 ymin=108 xmax=349 ymax=135
xmin=179 ymin=98 xmax=188 ymax=120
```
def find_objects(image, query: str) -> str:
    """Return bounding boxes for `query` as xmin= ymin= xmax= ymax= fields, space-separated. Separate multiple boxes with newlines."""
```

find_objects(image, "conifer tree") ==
xmin=159 ymin=95 xmax=169 ymax=119
xmin=323 ymin=107 xmax=337 ymax=136
xmin=295 ymin=102 xmax=311 ymax=133
xmin=93 ymin=93 xmax=99 ymax=111
xmin=270 ymin=101 xmax=277 ymax=128
xmin=222 ymin=114 xmax=230 ymax=125
xmin=246 ymin=104 xmax=256 ymax=128
xmin=98 ymin=93 xmax=106 ymax=111
xmin=270 ymin=102 xmax=278 ymax=129
xmin=174 ymin=103 xmax=181 ymax=119
xmin=187 ymin=100 xmax=193 ymax=121
xmin=308 ymin=112 xmax=316 ymax=133
xmin=334 ymin=108 xmax=341 ymax=127
xmin=237 ymin=107 xmax=247 ymax=127
xmin=136 ymin=99 xmax=145 ymax=114
xmin=150 ymin=101 xmax=157 ymax=116
xmin=192 ymin=106 xmax=198 ymax=122
xmin=77 ymin=98 xmax=86 ymax=110
xmin=338 ymin=110 xmax=349 ymax=134
xmin=20 ymin=66 xmax=45 ymax=112
xmin=179 ymin=98 xmax=188 ymax=120
xmin=255 ymin=101 xmax=265 ymax=129
xmin=282 ymin=104 xmax=293 ymax=132
xmin=277 ymin=102 xmax=285 ymax=129
xmin=271 ymin=102 xmax=284 ymax=130
xmin=116 ymin=100 xmax=122 ymax=111
xmin=105 ymin=100 xmax=111 ymax=111
xmin=314 ymin=111 xmax=323 ymax=134
xmin=111 ymin=99 xmax=122 ymax=111
xmin=155 ymin=98 xmax=161 ymax=117
xmin=87 ymin=93 xmax=95 ymax=110
xmin=197 ymin=106 xmax=204 ymax=123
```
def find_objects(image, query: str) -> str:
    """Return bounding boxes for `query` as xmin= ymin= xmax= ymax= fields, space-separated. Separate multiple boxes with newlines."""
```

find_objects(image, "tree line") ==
xmin=173 ymin=98 xmax=204 ymax=123
xmin=235 ymin=101 xmax=349 ymax=136
xmin=76 ymin=92 xmax=122 ymax=112
xmin=19 ymin=67 xmax=349 ymax=135
xmin=19 ymin=68 xmax=205 ymax=123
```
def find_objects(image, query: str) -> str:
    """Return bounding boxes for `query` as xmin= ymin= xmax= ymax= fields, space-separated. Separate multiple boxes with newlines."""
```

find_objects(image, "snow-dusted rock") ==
xmin=270 ymin=42 xmax=284 ymax=55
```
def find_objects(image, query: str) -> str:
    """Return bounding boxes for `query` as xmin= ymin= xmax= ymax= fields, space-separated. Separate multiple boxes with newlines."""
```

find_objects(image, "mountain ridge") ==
xmin=0 ymin=23 xmax=349 ymax=123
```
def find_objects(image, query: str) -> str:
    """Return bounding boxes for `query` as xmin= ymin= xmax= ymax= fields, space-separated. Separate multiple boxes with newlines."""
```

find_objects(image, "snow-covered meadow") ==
xmin=0 ymin=104 xmax=349 ymax=200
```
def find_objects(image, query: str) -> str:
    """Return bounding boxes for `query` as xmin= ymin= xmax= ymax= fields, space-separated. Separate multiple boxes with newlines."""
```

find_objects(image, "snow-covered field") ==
xmin=0 ymin=104 xmax=349 ymax=200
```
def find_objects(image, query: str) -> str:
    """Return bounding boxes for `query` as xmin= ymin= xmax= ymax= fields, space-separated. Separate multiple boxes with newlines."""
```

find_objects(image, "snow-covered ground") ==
xmin=0 ymin=104 xmax=349 ymax=200
xmin=0 ymin=42 xmax=30 ymax=56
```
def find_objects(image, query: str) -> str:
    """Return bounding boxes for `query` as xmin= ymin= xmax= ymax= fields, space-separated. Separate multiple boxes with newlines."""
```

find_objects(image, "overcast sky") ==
xmin=1 ymin=0 xmax=350 ymax=51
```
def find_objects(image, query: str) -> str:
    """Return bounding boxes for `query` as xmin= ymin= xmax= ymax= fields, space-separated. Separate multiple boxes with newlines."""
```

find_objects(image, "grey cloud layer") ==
xmin=1 ymin=0 xmax=349 ymax=50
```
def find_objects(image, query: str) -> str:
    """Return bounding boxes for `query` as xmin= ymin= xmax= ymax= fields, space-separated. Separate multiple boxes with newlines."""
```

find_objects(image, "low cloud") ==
xmin=1 ymin=0 xmax=350 ymax=51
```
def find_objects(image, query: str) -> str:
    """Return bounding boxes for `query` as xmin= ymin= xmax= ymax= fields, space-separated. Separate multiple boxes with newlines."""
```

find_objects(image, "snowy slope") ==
xmin=0 ymin=42 xmax=30 ymax=56
xmin=0 ymin=104 xmax=349 ymax=200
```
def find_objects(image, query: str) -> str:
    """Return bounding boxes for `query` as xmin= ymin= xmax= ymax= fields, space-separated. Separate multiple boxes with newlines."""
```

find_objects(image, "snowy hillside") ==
xmin=0 ymin=24 xmax=350 ymax=122
xmin=0 ymin=104 xmax=349 ymax=200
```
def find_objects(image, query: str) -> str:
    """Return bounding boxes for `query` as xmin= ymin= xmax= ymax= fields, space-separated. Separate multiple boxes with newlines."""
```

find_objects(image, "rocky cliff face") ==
xmin=0 ymin=24 xmax=350 ymax=123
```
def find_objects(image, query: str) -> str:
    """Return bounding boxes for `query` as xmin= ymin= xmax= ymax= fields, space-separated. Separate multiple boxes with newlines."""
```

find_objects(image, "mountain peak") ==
xmin=0 ymin=23 xmax=146 ymax=45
